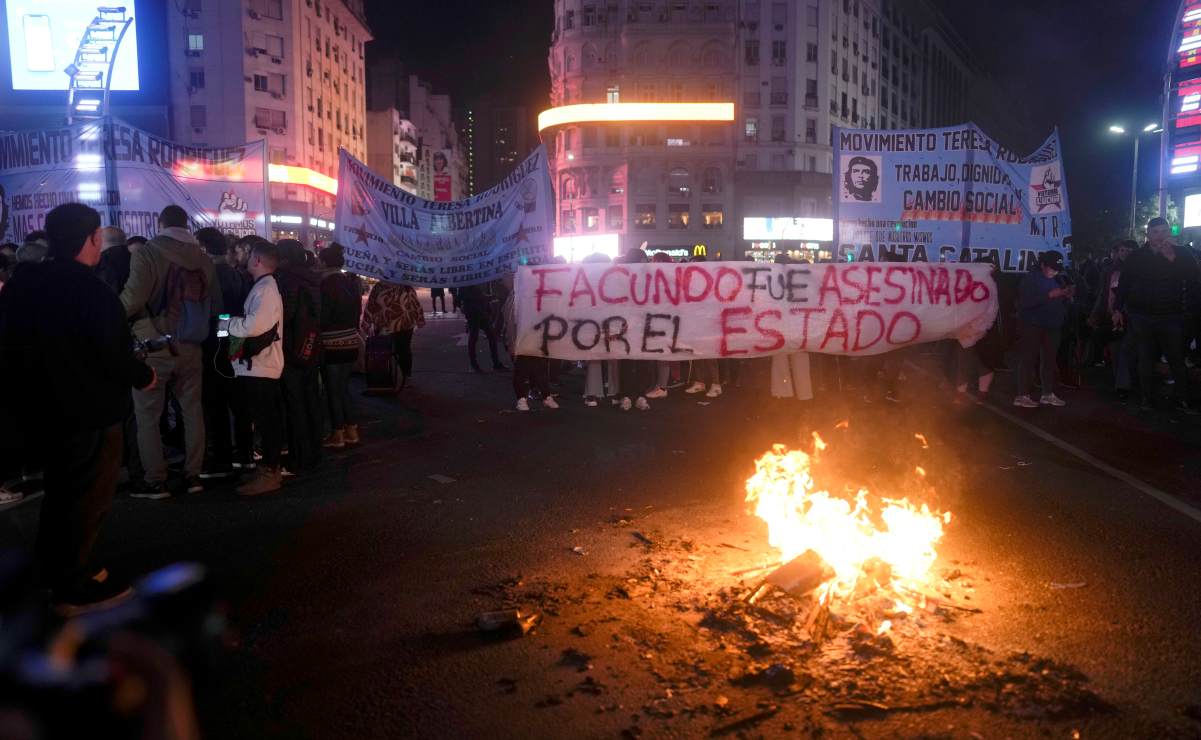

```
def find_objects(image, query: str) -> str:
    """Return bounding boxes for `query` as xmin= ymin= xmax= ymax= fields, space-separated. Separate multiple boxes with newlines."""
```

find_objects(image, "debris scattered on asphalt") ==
xmin=559 ymin=648 xmax=593 ymax=672
xmin=428 ymin=474 xmax=457 ymax=484
xmin=572 ymin=546 xmax=588 ymax=556
xmin=914 ymin=433 xmax=929 ymax=448
xmin=632 ymin=531 xmax=655 ymax=547
xmin=1050 ymin=581 xmax=1087 ymax=590
xmin=476 ymin=609 xmax=539 ymax=637
xmin=763 ymin=550 xmax=835 ymax=597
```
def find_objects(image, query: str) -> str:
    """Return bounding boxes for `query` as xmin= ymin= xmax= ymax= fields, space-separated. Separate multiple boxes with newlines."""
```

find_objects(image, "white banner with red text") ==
xmin=514 ymin=262 xmax=998 ymax=360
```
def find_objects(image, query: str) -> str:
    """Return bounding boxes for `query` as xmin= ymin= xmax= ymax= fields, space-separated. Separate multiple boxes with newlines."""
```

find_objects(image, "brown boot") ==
xmin=237 ymin=467 xmax=282 ymax=496
xmin=343 ymin=424 xmax=361 ymax=445
xmin=322 ymin=428 xmax=345 ymax=449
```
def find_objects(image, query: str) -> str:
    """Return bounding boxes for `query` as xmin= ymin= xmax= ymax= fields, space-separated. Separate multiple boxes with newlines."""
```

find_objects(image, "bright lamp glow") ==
xmin=553 ymin=233 xmax=620 ymax=262
xmin=1144 ymin=123 xmax=1159 ymax=132
xmin=268 ymin=164 xmax=338 ymax=196
xmin=538 ymin=102 xmax=735 ymax=131
xmin=1184 ymin=193 xmax=1201 ymax=228
xmin=1108 ymin=125 xmax=1126 ymax=134
xmin=743 ymin=217 xmax=834 ymax=241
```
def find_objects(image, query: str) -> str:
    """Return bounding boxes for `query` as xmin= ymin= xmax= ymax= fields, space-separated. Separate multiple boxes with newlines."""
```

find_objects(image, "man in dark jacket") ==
xmin=0 ymin=203 xmax=155 ymax=613
xmin=196 ymin=228 xmax=253 ymax=478
xmin=1013 ymin=251 xmax=1074 ymax=408
xmin=275 ymin=239 xmax=324 ymax=473
xmin=1114 ymin=217 xmax=1200 ymax=413
xmin=94 ymin=226 xmax=132 ymax=294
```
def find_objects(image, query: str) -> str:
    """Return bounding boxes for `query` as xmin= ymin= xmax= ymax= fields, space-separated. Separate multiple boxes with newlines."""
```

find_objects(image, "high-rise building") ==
xmin=461 ymin=97 xmax=534 ymax=195
xmin=366 ymin=108 xmax=419 ymax=193
xmin=165 ymin=0 xmax=371 ymax=244
xmin=543 ymin=1 xmax=740 ymax=260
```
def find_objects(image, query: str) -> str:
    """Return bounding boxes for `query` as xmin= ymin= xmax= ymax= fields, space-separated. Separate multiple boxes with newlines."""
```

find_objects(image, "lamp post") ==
xmin=1109 ymin=123 xmax=1164 ymax=238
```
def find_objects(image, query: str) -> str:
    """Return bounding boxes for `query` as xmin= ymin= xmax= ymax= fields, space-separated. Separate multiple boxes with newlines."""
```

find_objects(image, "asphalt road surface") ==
xmin=4 ymin=305 xmax=1201 ymax=738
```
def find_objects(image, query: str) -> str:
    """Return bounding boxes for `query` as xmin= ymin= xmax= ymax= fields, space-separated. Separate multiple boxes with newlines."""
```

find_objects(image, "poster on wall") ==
xmin=832 ymin=123 xmax=1072 ymax=271
xmin=433 ymin=148 xmax=452 ymax=202
xmin=0 ymin=119 xmax=269 ymax=241
xmin=334 ymin=145 xmax=553 ymax=287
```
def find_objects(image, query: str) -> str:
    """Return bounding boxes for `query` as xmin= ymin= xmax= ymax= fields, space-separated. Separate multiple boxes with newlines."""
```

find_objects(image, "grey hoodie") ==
xmin=120 ymin=226 xmax=223 ymax=342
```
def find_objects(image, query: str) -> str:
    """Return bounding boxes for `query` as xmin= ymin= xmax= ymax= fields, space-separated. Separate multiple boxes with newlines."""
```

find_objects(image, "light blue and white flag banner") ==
xmin=334 ymin=146 xmax=553 ymax=287
xmin=832 ymin=123 xmax=1071 ymax=271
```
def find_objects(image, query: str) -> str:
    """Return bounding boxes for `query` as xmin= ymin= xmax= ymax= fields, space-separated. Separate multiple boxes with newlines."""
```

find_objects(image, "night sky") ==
xmin=366 ymin=0 xmax=1178 ymax=245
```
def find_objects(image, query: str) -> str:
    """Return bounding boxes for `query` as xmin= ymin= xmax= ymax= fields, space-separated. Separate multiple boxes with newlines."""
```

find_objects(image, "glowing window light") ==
xmin=268 ymin=163 xmax=338 ymax=195
xmin=537 ymin=102 xmax=736 ymax=131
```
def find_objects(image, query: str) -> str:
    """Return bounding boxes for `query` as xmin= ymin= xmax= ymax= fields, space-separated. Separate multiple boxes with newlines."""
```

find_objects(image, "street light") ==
xmin=1109 ymin=122 xmax=1163 ymax=238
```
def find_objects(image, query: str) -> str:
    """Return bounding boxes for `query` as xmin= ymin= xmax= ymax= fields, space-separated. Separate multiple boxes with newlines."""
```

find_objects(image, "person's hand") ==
xmin=1112 ymin=310 xmax=1125 ymax=330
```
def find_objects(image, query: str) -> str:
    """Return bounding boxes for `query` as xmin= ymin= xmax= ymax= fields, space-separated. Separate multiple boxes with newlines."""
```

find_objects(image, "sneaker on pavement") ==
xmin=232 ymin=461 xmax=257 ymax=471
xmin=543 ymin=396 xmax=560 ymax=409
xmin=635 ymin=396 xmax=650 ymax=411
xmin=198 ymin=463 xmax=234 ymax=480
xmin=1012 ymin=395 xmax=1038 ymax=409
xmin=128 ymin=480 xmax=170 ymax=500
xmin=181 ymin=476 xmax=203 ymax=494
xmin=322 ymin=429 xmax=346 ymax=449
xmin=52 ymin=577 xmax=133 ymax=617
xmin=343 ymin=424 xmax=361 ymax=445
xmin=620 ymin=397 xmax=633 ymax=411
xmin=237 ymin=468 xmax=283 ymax=497
xmin=584 ymin=396 xmax=599 ymax=407
xmin=684 ymin=381 xmax=706 ymax=394
xmin=516 ymin=397 xmax=530 ymax=411
xmin=1039 ymin=393 xmax=1066 ymax=407
xmin=645 ymin=387 xmax=668 ymax=399
xmin=705 ymin=384 xmax=723 ymax=399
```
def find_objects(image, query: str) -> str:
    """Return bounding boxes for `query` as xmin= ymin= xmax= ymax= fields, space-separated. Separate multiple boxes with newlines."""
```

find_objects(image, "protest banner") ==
xmin=333 ymin=146 xmax=553 ymax=287
xmin=832 ymin=123 xmax=1071 ymax=271
xmin=514 ymin=261 xmax=998 ymax=361
xmin=0 ymin=118 xmax=268 ymax=241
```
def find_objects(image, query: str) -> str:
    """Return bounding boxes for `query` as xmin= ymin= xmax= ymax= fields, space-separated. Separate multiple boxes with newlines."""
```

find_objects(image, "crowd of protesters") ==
xmin=0 ymin=202 xmax=1198 ymax=613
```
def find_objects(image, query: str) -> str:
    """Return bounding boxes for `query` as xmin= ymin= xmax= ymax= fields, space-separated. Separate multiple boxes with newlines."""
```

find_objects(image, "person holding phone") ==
xmin=1013 ymin=251 xmax=1073 ymax=409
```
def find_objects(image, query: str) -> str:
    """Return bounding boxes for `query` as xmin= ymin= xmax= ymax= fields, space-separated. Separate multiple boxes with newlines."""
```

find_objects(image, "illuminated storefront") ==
xmin=742 ymin=217 xmax=834 ymax=262
xmin=1164 ymin=1 xmax=1201 ymax=230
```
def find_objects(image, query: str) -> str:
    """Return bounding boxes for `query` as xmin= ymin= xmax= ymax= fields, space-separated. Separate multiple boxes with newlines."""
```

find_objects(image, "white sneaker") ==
xmin=645 ymin=387 xmax=668 ymax=399
xmin=685 ymin=381 xmax=707 ymax=394
xmin=705 ymin=384 xmax=723 ymax=398
xmin=635 ymin=396 xmax=650 ymax=411
xmin=1013 ymin=395 xmax=1038 ymax=408
xmin=1039 ymin=393 xmax=1066 ymax=407
xmin=584 ymin=396 xmax=599 ymax=407
xmin=620 ymin=397 xmax=633 ymax=411
xmin=516 ymin=397 xmax=530 ymax=411
xmin=542 ymin=396 xmax=560 ymax=409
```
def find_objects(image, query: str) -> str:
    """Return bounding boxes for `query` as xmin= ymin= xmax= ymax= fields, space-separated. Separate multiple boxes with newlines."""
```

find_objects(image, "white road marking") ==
xmin=905 ymin=361 xmax=1201 ymax=527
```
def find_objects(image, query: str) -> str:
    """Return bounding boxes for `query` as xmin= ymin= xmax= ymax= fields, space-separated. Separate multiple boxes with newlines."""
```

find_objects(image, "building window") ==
xmin=189 ymin=67 xmax=205 ymax=89
xmin=772 ymin=41 xmax=786 ymax=66
xmin=188 ymin=33 xmax=204 ymax=51
xmin=582 ymin=126 xmax=597 ymax=149
xmin=607 ymin=205 xmax=623 ymax=230
xmin=254 ymin=74 xmax=269 ymax=91
xmin=668 ymin=167 xmax=690 ymax=195
xmin=805 ymin=78 xmax=818 ymax=108
xmin=583 ymin=5 xmax=596 ymax=25
xmin=565 ymin=9 xmax=574 ymax=29
xmin=807 ymin=4 xmax=818 ymax=26
xmin=744 ymin=91 xmax=761 ymax=107
xmin=263 ymin=0 xmax=283 ymax=19
xmin=772 ymin=2 xmax=787 ymax=23
xmin=808 ymin=155 xmax=817 ymax=171
xmin=805 ymin=118 xmax=817 ymax=143
xmin=190 ymin=105 xmax=206 ymax=128
xmin=745 ymin=40 xmax=759 ymax=66
xmin=771 ymin=115 xmax=786 ymax=142
xmin=607 ymin=85 xmax=620 ymax=103
xmin=702 ymin=167 xmax=722 ymax=194
xmin=667 ymin=204 xmax=690 ymax=229
xmin=582 ymin=207 xmax=599 ymax=231
xmin=770 ymin=77 xmax=786 ymax=105
xmin=265 ymin=34 xmax=284 ymax=58
xmin=806 ymin=43 xmax=818 ymax=62
xmin=254 ymin=107 xmax=287 ymax=130
xmin=702 ymin=206 xmax=723 ymax=229
xmin=634 ymin=204 xmax=656 ymax=229
xmin=744 ymin=117 xmax=758 ymax=142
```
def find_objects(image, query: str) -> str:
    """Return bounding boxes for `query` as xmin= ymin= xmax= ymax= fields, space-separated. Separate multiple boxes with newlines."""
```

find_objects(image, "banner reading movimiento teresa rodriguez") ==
xmin=832 ymin=123 xmax=1071 ymax=272
xmin=0 ymin=118 xmax=268 ymax=241
xmin=333 ymin=146 xmax=553 ymax=287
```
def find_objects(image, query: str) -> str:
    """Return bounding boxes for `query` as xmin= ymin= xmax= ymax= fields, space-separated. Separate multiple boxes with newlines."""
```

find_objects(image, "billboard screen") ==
xmin=5 ymin=1 xmax=140 ymax=91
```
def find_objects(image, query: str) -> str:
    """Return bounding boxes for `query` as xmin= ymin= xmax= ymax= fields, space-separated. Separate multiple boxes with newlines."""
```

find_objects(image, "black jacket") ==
xmin=1116 ymin=245 xmax=1201 ymax=317
xmin=0 ymin=259 xmax=153 ymax=433
xmin=94 ymin=244 xmax=131 ymax=295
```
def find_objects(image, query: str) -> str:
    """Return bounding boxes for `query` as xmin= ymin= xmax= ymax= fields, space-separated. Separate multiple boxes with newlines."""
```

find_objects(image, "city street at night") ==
xmin=6 ymin=309 xmax=1199 ymax=738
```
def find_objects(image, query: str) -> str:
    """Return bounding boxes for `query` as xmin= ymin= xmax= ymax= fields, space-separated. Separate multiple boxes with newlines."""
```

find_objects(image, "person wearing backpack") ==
xmin=275 ymin=239 xmax=324 ymax=474
xmin=221 ymin=241 xmax=286 ymax=496
xmin=119 ymin=205 xmax=222 ymax=499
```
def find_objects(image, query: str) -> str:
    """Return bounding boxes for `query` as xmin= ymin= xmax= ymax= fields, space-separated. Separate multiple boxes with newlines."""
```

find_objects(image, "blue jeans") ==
xmin=1130 ymin=313 xmax=1188 ymax=402
xmin=322 ymin=361 xmax=354 ymax=429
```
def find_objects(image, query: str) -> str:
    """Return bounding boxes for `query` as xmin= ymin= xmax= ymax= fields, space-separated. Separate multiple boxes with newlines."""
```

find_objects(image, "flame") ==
xmin=744 ymin=435 xmax=949 ymax=598
xmin=877 ymin=619 xmax=893 ymax=635
xmin=915 ymin=433 xmax=929 ymax=448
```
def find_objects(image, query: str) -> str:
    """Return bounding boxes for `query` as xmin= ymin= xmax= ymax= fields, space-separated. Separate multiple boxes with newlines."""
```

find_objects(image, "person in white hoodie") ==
xmin=219 ymin=241 xmax=285 ymax=496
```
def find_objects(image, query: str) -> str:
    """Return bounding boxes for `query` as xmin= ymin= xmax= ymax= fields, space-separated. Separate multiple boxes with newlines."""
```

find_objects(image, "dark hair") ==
xmin=235 ymin=234 xmax=268 ymax=250
xmin=1038 ymin=251 xmax=1063 ymax=268
xmin=1115 ymin=239 xmax=1137 ymax=252
xmin=44 ymin=203 xmax=101 ymax=260
xmin=251 ymin=241 xmax=280 ymax=269
xmin=621 ymin=248 xmax=648 ymax=264
xmin=319 ymin=243 xmax=345 ymax=268
xmin=158 ymin=205 xmax=189 ymax=229
xmin=24 ymin=230 xmax=47 ymax=244
xmin=0 ymin=242 xmax=17 ymax=254
xmin=1147 ymin=216 xmax=1170 ymax=230
xmin=128 ymin=235 xmax=148 ymax=245
xmin=650 ymin=251 xmax=673 ymax=263
xmin=195 ymin=227 xmax=228 ymax=256
xmin=276 ymin=238 xmax=306 ymax=266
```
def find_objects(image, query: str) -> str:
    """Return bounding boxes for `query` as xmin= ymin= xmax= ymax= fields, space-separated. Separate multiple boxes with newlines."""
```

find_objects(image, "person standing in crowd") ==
xmin=195 ymin=228 xmax=253 ymax=479
xmin=362 ymin=279 xmax=425 ymax=390
xmin=430 ymin=285 xmax=447 ymax=314
xmin=955 ymin=255 xmax=1004 ymax=402
xmin=1013 ymin=251 xmax=1073 ymax=409
xmin=127 ymin=235 xmax=148 ymax=251
xmin=460 ymin=282 xmax=507 ymax=372
xmin=16 ymin=231 xmax=48 ymax=263
xmin=94 ymin=226 xmax=132 ymax=295
xmin=318 ymin=244 xmax=364 ymax=448
xmin=275 ymin=239 xmax=325 ymax=474
xmin=1114 ymin=216 xmax=1201 ymax=413
xmin=579 ymin=252 xmax=619 ymax=407
xmin=1089 ymin=239 xmax=1137 ymax=401
xmin=120 ymin=205 xmax=222 ymax=498
xmin=502 ymin=272 xmax=558 ymax=411
xmin=616 ymin=248 xmax=653 ymax=411
xmin=221 ymin=242 xmax=286 ymax=496
xmin=0 ymin=202 xmax=156 ymax=612
xmin=645 ymin=252 xmax=678 ymax=400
